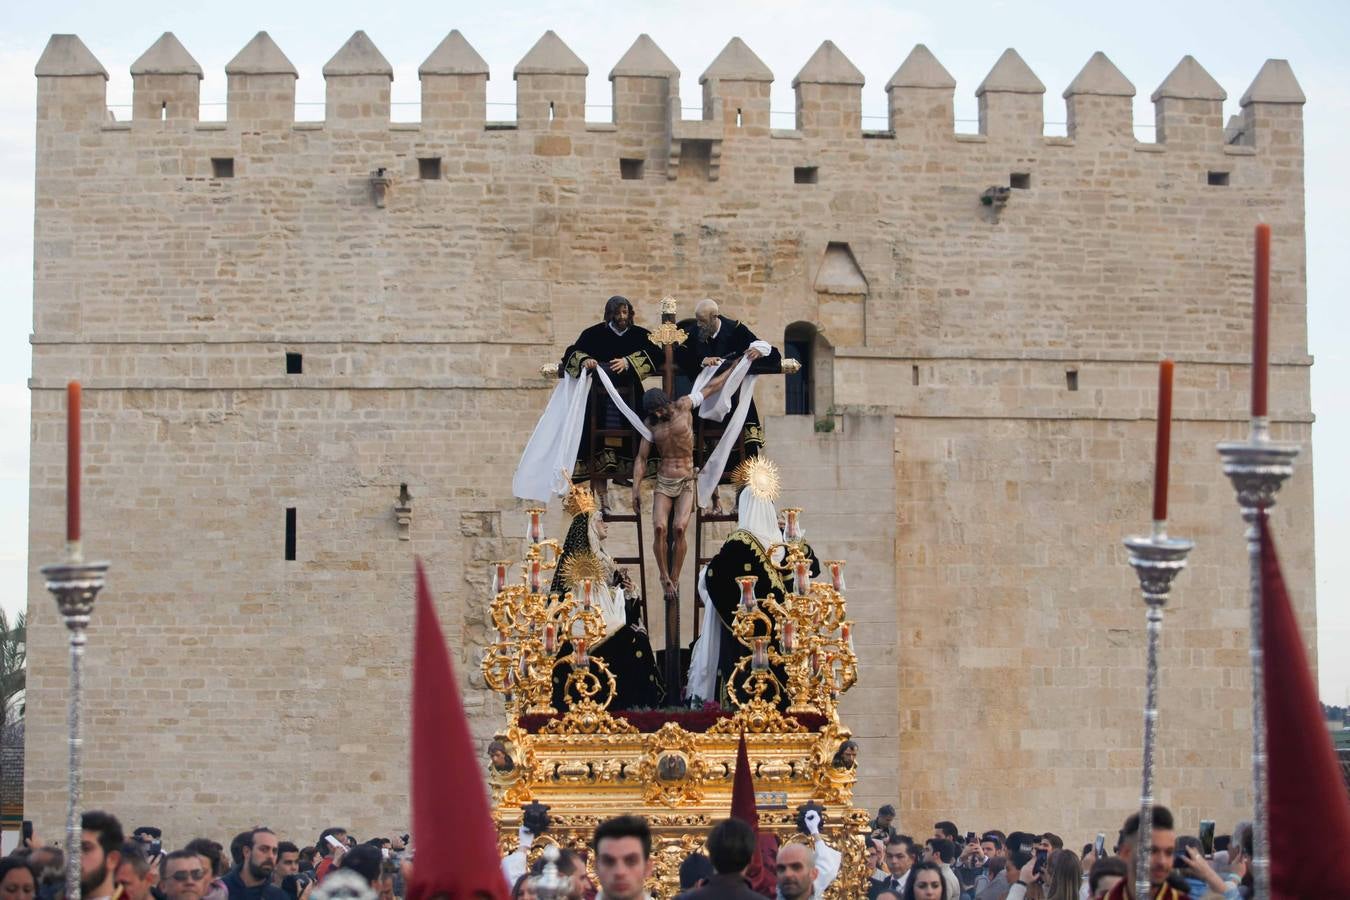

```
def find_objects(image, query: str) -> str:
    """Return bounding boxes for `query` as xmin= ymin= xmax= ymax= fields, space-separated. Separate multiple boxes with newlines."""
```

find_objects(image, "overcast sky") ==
xmin=1 ymin=0 xmax=1347 ymax=698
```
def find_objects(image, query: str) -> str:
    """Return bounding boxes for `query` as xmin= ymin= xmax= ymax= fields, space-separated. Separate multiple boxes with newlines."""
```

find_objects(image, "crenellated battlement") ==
xmin=34 ymin=31 xmax=1305 ymax=154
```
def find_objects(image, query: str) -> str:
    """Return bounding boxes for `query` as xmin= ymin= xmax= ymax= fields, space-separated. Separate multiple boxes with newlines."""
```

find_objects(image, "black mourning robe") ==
xmin=561 ymin=322 xmax=659 ymax=483
xmin=548 ymin=513 xmax=666 ymax=713
xmin=697 ymin=529 xmax=820 ymax=708
xmin=676 ymin=316 xmax=781 ymax=469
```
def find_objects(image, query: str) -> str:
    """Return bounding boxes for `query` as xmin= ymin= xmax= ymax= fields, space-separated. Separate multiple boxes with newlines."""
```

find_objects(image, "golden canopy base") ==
xmin=488 ymin=710 xmax=871 ymax=900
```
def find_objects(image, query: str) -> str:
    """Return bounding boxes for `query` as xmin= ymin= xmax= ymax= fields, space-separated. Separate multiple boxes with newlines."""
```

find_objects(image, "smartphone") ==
xmin=1094 ymin=833 xmax=1106 ymax=858
xmin=966 ymin=832 xmax=977 ymax=845
xmin=20 ymin=821 xmax=31 ymax=845
xmin=149 ymin=839 xmax=162 ymax=858
xmin=1199 ymin=820 xmax=1216 ymax=857
xmin=325 ymin=835 xmax=344 ymax=850
xmin=1034 ymin=848 xmax=1048 ymax=874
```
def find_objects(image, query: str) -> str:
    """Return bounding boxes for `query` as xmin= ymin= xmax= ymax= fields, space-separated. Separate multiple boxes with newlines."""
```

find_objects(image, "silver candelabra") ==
xmin=1124 ymin=522 xmax=1193 ymax=900
xmin=1217 ymin=418 xmax=1298 ymax=900
xmin=39 ymin=551 xmax=109 ymax=900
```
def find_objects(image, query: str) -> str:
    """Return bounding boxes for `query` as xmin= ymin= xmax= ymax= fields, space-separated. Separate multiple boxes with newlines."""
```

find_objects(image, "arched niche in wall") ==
xmin=813 ymin=242 xmax=867 ymax=348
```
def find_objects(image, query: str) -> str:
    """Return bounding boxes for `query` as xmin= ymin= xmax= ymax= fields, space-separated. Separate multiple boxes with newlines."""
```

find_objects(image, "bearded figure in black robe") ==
xmin=562 ymin=295 xmax=660 ymax=510
xmin=549 ymin=486 xmax=665 ymax=713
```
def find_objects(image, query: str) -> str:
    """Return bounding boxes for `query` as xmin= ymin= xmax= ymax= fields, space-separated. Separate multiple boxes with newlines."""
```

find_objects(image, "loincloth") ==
xmin=655 ymin=473 xmax=694 ymax=499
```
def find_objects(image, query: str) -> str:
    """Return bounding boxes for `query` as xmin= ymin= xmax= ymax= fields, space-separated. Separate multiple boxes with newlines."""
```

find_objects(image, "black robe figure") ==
xmin=696 ymin=526 xmax=820 ymax=709
xmin=549 ymin=510 xmax=666 ymax=713
xmin=676 ymin=308 xmax=781 ymax=470
xmin=561 ymin=296 xmax=660 ymax=487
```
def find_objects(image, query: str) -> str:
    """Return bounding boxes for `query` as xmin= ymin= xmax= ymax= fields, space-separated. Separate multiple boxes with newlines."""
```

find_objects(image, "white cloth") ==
xmin=684 ymin=564 xmax=721 ymax=701
xmin=512 ymin=367 xmax=651 ymax=503
xmin=585 ymin=513 xmax=627 ymax=644
xmin=513 ymin=370 xmax=592 ymax=502
xmin=738 ymin=487 xmax=784 ymax=565
xmin=813 ymin=836 xmax=842 ymax=895
xmin=501 ymin=849 xmax=527 ymax=888
xmin=691 ymin=340 xmax=771 ymax=508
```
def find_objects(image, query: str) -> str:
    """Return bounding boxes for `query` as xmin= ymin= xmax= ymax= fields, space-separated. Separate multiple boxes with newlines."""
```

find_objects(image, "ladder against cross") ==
xmin=541 ymin=300 xmax=799 ymax=703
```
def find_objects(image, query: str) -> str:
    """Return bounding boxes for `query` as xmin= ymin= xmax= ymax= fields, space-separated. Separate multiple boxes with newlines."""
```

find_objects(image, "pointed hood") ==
xmin=1260 ymin=519 xmax=1350 ymax=899
xmin=407 ymin=560 xmax=510 ymax=900
xmin=730 ymin=732 xmax=777 ymax=896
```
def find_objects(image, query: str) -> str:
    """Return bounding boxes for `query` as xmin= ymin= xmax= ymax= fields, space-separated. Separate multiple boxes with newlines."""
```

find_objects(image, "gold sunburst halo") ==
xmin=560 ymin=550 xmax=607 ymax=589
xmin=732 ymin=457 xmax=782 ymax=502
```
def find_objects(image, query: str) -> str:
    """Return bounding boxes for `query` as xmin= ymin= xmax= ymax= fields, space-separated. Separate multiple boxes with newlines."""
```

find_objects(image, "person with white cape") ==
xmin=685 ymin=457 xmax=821 ymax=707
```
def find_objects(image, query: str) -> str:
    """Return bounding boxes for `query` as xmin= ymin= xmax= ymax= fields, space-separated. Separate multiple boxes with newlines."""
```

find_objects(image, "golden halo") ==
xmin=731 ymin=457 xmax=781 ymax=502
xmin=560 ymin=551 xmax=607 ymax=589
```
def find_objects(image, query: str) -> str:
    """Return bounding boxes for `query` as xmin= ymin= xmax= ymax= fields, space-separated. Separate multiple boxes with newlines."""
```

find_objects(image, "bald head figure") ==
xmin=775 ymin=843 xmax=818 ymax=900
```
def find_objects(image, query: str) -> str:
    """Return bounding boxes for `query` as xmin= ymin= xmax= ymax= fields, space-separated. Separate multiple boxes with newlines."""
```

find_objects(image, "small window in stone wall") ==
xmin=1010 ymin=172 xmax=1031 ymax=189
xmin=286 ymin=352 xmax=303 ymax=374
xmin=211 ymin=158 xmax=234 ymax=179
xmin=1208 ymin=171 xmax=1230 ymax=186
xmin=1066 ymin=369 xmax=1079 ymax=391
xmin=620 ymin=158 xmax=644 ymax=180
xmin=794 ymin=166 xmax=819 ymax=185
xmin=419 ymin=157 xmax=442 ymax=180
xmin=284 ymin=508 xmax=297 ymax=561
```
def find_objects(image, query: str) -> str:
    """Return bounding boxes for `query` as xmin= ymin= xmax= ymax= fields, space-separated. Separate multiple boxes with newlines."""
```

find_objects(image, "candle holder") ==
xmin=40 ymin=556 xmax=110 ymax=900
xmin=737 ymin=576 xmax=758 ymax=612
xmin=1217 ymin=424 xmax=1299 ymax=900
xmin=723 ymin=538 xmax=857 ymax=725
xmin=481 ymin=534 xmax=609 ymax=720
xmin=1122 ymin=525 xmax=1193 ymax=900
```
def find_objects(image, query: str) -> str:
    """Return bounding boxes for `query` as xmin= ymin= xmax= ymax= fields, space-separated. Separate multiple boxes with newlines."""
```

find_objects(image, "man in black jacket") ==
xmin=680 ymin=819 xmax=765 ymax=900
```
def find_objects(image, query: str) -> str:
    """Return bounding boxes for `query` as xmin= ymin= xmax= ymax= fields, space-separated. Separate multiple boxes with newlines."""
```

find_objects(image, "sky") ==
xmin=0 ymin=0 xmax=1347 ymax=697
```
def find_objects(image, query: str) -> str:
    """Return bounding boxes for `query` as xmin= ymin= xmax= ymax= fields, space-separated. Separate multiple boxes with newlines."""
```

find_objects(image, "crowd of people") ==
xmin=0 ymin=804 xmax=1250 ymax=900
xmin=5 ymin=814 xmax=403 ymax=900
xmin=859 ymin=805 xmax=1251 ymax=900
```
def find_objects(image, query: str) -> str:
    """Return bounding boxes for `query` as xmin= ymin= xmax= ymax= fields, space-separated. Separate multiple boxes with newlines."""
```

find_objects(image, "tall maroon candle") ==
xmin=66 ymin=381 xmax=81 ymax=542
xmin=1152 ymin=360 xmax=1174 ymax=523
xmin=1252 ymin=224 xmax=1271 ymax=418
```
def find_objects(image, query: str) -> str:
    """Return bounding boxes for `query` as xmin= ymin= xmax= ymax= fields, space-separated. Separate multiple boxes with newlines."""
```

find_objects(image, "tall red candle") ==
xmin=66 ymin=381 xmax=81 ymax=542
xmin=1252 ymin=224 xmax=1271 ymax=418
xmin=1152 ymin=360 xmax=1174 ymax=523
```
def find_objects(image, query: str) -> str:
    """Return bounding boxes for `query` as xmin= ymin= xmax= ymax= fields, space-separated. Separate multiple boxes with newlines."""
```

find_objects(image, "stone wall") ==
xmin=25 ymin=32 xmax=1311 ymax=841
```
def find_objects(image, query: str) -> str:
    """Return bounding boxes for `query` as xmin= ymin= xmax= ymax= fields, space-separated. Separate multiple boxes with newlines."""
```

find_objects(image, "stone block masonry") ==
xmin=27 ymin=30 xmax=1310 ymax=840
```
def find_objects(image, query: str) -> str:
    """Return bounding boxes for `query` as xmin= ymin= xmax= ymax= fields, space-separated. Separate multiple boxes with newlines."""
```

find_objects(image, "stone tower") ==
xmin=26 ymin=31 xmax=1311 ymax=839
